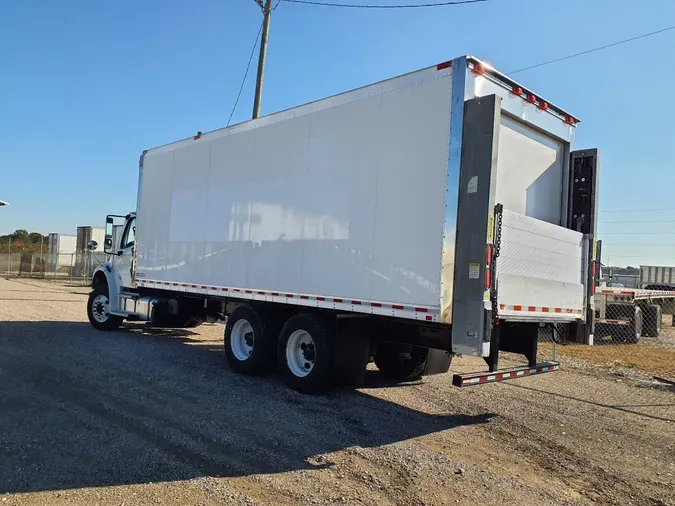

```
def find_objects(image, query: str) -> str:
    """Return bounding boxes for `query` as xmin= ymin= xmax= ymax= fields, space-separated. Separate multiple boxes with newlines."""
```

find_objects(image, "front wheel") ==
xmin=87 ymin=285 xmax=123 ymax=331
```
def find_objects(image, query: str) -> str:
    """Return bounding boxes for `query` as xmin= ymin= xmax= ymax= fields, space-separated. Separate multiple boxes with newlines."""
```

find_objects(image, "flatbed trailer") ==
xmin=594 ymin=287 xmax=675 ymax=342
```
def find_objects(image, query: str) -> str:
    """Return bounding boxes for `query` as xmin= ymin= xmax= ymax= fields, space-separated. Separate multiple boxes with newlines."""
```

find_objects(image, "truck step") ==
xmin=452 ymin=361 xmax=559 ymax=387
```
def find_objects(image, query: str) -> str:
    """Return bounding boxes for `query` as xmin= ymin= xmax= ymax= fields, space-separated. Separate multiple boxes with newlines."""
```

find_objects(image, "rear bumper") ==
xmin=452 ymin=361 xmax=559 ymax=387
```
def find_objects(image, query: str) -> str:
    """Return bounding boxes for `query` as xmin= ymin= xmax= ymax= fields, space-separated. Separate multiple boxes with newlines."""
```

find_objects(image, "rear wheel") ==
xmin=606 ymin=304 xmax=642 ymax=343
xmin=224 ymin=305 xmax=277 ymax=375
xmin=642 ymin=304 xmax=662 ymax=337
xmin=375 ymin=344 xmax=428 ymax=381
xmin=278 ymin=313 xmax=335 ymax=394
xmin=87 ymin=285 xmax=123 ymax=331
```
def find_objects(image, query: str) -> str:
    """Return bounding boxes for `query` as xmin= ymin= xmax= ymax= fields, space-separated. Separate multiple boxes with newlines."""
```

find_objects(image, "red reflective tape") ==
xmin=333 ymin=298 xmax=343 ymax=303
xmin=499 ymin=304 xmax=505 ymax=310
xmin=371 ymin=302 xmax=382 ymax=308
xmin=317 ymin=296 xmax=325 ymax=301
xmin=513 ymin=305 xmax=522 ymax=311
xmin=221 ymin=288 xmax=228 ymax=292
xmin=425 ymin=315 xmax=433 ymax=321
xmin=555 ymin=308 xmax=562 ymax=313
xmin=415 ymin=307 xmax=428 ymax=313
xmin=258 ymin=291 xmax=265 ymax=295
xmin=285 ymin=294 xmax=294 ymax=298
xmin=191 ymin=285 xmax=197 ymax=288
xmin=436 ymin=60 xmax=451 ymax=70
xmin=352 ymin=300 xmax=361 ymax=305
xmin=392 ymin=305 xmax=405 ymax=310
xmin=233 ymin=289 xmax=240 ymax=293
xmin=271 ymin=292 xmax=279 ymax=296
xmin=245 ymin=290 xmax=252 ymax=294
xmin=528 ymin=306 xmax=536 ymax=312
xmin=201 ymin=285 xmax=207 ymax=289
xmin=211 ymin=287 xmax=217 ymax=291
xmin=542 ymin=307 xmax=549 ymax=313
xmin=182 ymin=284 xmax=188 ymax=287
xmin=566 ymin=309 xmax=574 ymax=314
xmin=300 ymin=295 xmax=309 ymax=300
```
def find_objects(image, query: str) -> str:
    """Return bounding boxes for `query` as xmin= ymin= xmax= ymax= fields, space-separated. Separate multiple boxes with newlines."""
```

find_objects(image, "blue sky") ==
xmin=1 ymin=0 xmax=674 ymax=266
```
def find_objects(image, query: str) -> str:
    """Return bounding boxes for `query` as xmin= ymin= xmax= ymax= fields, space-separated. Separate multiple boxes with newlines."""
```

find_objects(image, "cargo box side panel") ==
xmin=136 ymin=68 xmax=453 ymax=314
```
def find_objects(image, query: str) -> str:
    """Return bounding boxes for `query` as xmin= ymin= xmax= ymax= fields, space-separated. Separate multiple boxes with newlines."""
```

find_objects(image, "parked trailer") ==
xmin=87 ymin=55 xmax=600 ymax=393
xmin=594 ymin=287 xmax=675 ymax=342
xmin=47 ymin=233 xmax=77 ymax=272
xmin=639 ymin=265 xmax=675 ymax=290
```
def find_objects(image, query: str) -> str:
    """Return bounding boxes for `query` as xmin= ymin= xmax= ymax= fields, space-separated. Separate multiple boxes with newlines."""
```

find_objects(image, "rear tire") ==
xmin=224 ymin=305 xmax=277 ymax=375
xmin=87 ymin=285 xmax=123 ymax=331
xmin=375 ymin=344 xmax=428 ymax=381
xmin=606 ymin=304 xmax=642 ymax=343
xmin=278 ymin=313 xmax=335 ymax=394
xmin=642 ymin=304 xmax=662 ymax=337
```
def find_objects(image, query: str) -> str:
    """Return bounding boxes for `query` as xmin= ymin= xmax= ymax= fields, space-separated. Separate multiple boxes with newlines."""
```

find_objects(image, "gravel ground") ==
xmin=1 ymin=276 xmax=674 ymax=506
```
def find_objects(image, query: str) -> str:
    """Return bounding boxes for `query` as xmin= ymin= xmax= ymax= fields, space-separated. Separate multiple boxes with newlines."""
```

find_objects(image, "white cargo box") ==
xmin=135 ymin=56 xmax=588 ymax=355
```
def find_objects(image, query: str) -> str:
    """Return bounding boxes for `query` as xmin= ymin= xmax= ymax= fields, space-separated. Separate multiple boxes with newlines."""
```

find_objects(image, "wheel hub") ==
xmin=230 ymin=319 xmax=255 ymax=361
xmin=91 ymin=294 xmax=110 ymax=323
xmin=286 ymin=330 xmax=316 ymax=377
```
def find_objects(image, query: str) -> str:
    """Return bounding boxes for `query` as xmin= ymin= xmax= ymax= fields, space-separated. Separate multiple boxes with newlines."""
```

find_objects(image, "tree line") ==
xmin=0 ymin=230 xmax=49 ymax=254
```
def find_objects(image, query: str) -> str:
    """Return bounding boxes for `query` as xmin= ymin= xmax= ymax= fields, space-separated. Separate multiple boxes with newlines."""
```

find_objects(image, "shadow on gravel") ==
xmin=505 ymin=383 xmax=675 ymax=423
xmin=0 ymin=321 xmax=494 ymax=495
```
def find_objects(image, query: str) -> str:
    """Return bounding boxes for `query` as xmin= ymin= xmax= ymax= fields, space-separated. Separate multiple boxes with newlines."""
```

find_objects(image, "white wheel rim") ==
xmin=286 ymin=330 xmax=315 ymax=378
xmin=91 ymin=294 xmax=110 ymax=323
xmin=230 ymin=319 xmax=255 ymax=361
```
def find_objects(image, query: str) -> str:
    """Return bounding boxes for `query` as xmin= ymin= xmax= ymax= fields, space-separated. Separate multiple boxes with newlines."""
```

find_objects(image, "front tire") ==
xmin=87 ymin=285 xmax=123 ymax=331
xmin=278 ymin=314 xmax=335 ymax=394
xmin=224 ymin=305 xmax=277 ymax=375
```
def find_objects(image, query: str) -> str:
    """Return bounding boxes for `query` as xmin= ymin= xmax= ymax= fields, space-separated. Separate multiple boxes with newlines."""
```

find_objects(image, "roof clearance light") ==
xmin=539 ymin=101 xmax=549 ymax=111
xmin=474 ymin=63 xmax=486 ymax=74
xmin=527 ymin=93 xmax=537 ymax=104
xmin=512 ymin=86 xmax=523 ymax=96
xmin=565 ymin=116 xmax=576 ymax=126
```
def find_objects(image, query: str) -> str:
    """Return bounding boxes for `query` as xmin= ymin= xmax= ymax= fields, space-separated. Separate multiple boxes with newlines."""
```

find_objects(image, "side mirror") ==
xmin=87 ymin=240 xmax=98 ymax=251
xmin=105 ymin=216 xmax=116 ymax=254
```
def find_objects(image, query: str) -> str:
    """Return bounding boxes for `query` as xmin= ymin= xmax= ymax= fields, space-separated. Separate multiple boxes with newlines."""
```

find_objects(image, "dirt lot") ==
xmin=1 ymin=276 xmax=674 ymax=506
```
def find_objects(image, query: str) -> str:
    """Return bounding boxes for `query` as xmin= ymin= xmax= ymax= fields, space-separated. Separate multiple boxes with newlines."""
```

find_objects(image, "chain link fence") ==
xmin=533 ymin=303 xmax=674 ymax=420
xmin=0 ymin=251 xmax=108 ymax=285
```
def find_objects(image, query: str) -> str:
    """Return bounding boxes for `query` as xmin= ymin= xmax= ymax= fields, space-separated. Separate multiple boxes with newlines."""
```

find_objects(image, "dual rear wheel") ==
xmin=224 ymin=305 xmax=334 ymax=393
xmin=224 ymin=304 xmax=432 ymax=393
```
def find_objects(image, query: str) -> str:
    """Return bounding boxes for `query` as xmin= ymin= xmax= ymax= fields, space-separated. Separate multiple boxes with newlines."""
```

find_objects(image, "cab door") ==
xmin=115 ymin=216 xmax=136 ymax=289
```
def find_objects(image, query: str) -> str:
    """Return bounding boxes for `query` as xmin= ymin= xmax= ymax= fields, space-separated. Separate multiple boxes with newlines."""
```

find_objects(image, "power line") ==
xmin=600 ymin=220 xmax=675 ymax=224
xmin=599 ymin=207 xmax=675 ymax=213
xmin=282 ymin=0 xmax=487 ymax=8
xmin=509 ymin=24 xmax=675 ymax=75
xmin=227 ymin=22 xmax=264 ymax=127
xmin=601 ymin=232 xmax=675 ymax=235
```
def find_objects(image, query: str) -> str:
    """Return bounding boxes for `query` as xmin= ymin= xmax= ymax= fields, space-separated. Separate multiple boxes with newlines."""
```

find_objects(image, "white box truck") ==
xmin=88 ymin=56 xmax=600 ymax=392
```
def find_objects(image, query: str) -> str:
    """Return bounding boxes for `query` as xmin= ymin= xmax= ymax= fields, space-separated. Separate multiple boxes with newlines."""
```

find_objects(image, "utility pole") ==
xmin=252 ymin=0 xmax=273 ymax=119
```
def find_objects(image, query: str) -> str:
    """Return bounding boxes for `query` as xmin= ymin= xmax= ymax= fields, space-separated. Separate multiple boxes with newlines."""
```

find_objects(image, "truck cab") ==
xmin=88 ymin=214 xmax=136 ymax=329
